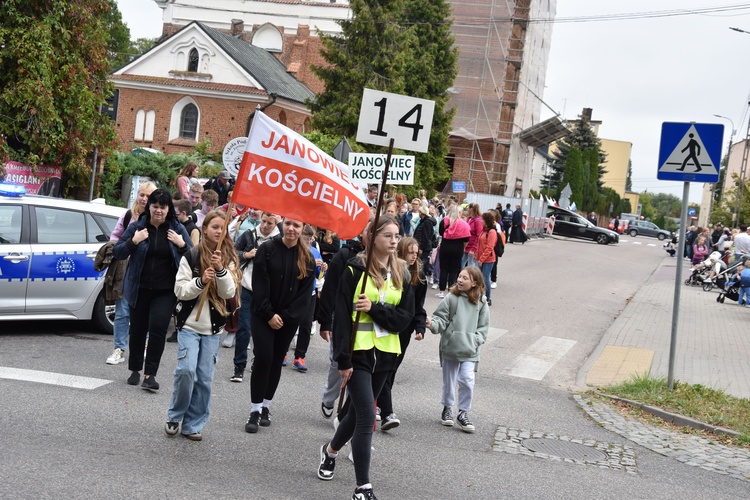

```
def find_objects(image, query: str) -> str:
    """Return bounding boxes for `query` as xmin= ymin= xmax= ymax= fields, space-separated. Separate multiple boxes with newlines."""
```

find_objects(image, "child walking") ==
xmin=426 ymin=266 xmax=490 ymax=433
xmin=165 ymin=211 xmax=240 ymax=440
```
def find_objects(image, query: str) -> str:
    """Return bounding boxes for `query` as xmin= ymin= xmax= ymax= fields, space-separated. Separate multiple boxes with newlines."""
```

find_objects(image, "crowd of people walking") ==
xmin=100 ymin=169 xmax=519 ymax=499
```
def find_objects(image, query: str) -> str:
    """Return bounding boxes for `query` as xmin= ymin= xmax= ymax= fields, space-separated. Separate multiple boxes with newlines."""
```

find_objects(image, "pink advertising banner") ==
xmin=2 ymin=161 xmax=63 ymax=196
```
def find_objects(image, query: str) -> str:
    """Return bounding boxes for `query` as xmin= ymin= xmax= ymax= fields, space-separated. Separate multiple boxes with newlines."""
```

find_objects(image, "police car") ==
xmin=0 ymin=182 xmax=126 ymax=334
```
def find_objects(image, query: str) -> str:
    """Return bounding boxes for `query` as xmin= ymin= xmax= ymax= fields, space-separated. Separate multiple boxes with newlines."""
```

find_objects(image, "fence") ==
xmin=461 ymin=192 xmax=550 ymax=238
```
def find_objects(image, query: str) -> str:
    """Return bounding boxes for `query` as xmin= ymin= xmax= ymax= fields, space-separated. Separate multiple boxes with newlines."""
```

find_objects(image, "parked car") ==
xmin=608 ymin=218 xmax=630 ymax=234
xmin=627 ymin=220 xmax=672 ymax=240
xmin=0 ymin=183 xmax=126 ymax=333
xmin=547 ymin=207 xmax=619 ymax=245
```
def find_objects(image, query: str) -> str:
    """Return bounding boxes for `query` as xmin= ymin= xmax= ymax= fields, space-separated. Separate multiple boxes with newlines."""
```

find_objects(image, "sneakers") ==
xmin=321 ymin=403 xmax=334 ymax=419
xmin=375 ymin=406 xmax=381 ymax=421
xmin=222 ymin=332 xmax=236 ymax=348
xmin=456 ymin=410 xmax=475 ymax=433
xmin=260 ymin=407 xmax=271 ymax=427
xmin=230 ymin=365 xmax=244 ymax=383
xmin=381 ymin=413 xmax=400 ymax=431
xmin=166 ymin=331 xmax=178 ymax=343
xmin=127 ymin=371 xmax=140 ymax=386
xmin=106 ymin=348 xmax=126 ymax=365
xmin=491 ymin=281 xmax=497 ymax=289
xmin=183 ymin=432 xmax=202 ymax=441
xmin=435 ymin=292 xmax=445 ymax=298
xmin=352 ymin=486 xmax=377 ymax=500
xmin=141 ymin=376 xmax=159 ymax=392
xmin=441 ymin=406 xmax=454 ymax=426
xmin=487 ymin=299 xmax=492 ymax=306
xmin=282 ymin=355 xmax=288 ymax=367
xmin=293 ymin=357 xmax=308 ymax=372
xmin=431 ymin=283 xmax=439 ymax=290
xmin=165 ymin=421 xmax=180 ymax=436
xmin=245 ymin=411 xmax=261 ymax=433
xmin=317 ymin=443 xmax=336 ymax=481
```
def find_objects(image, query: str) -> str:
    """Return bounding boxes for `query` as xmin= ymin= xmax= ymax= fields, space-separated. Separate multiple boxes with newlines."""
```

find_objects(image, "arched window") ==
xmin=188 ymin=48 xmax=199 ymax=72
xmin=134 ymin=109 xmax=146 ymax=140
xmin=278 ymin=110 xmax=287 ymax=126
xmin=180 ymin=104 xmax=198 ymax=139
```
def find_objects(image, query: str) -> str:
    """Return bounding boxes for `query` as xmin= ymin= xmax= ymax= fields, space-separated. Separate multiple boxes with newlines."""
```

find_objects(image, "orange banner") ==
xmin=233 ymin=112 xmax=369 ymax=240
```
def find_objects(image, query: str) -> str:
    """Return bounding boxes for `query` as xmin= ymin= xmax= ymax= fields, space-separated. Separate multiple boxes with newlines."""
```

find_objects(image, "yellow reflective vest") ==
xmin=351 ymin=270 xmax=402 ymax=355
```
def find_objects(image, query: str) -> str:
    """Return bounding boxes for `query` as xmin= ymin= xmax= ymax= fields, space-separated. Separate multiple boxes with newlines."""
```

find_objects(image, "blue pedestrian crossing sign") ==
xmin=658 ymin=122 xmax=723 ymax=183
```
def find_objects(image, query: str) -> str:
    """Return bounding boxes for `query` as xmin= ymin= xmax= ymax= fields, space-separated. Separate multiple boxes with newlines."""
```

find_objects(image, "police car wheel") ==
xmin=92 ymin=292 xmax=115 ymax=335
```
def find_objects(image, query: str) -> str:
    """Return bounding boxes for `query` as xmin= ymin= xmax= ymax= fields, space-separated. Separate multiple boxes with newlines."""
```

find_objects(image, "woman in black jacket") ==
xmin=244 ymin=218 xmax=315 ymax=433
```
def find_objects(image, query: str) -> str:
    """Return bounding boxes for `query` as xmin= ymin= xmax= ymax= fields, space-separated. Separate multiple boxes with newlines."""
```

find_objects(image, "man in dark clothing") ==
xmin=413 ymin=206 xmax=436 ymax=277
xmin=502 ymin=203 xmax=513 ymax=241
xmin=510 ymin=204 xmax=527 ymax=244
xmin=203 ymin=170 xmax=234 ymax=206
xmin=711 ymin=224 xmax=723 ymax=250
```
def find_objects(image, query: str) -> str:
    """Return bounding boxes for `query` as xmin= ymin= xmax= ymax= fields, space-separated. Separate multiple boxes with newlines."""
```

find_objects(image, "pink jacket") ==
xmin=465 ymin=216 xmax=483 ymax=253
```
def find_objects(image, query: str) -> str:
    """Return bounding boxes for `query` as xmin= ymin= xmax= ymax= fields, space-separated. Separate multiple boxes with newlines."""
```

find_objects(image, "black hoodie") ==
xmin=315 ymin=238 xmax=364 ymax=332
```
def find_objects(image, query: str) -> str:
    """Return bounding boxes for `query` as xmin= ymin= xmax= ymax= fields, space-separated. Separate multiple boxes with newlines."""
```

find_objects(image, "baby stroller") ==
xmin=685 ymin=251 xmax=724 ymax=290
xmin=717 ymin=282 xmax=740 ymax=303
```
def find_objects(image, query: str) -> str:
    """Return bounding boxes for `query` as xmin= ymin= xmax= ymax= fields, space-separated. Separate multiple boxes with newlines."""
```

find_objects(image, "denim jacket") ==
xmin=113 ymin=218 xmax=192 ymax=305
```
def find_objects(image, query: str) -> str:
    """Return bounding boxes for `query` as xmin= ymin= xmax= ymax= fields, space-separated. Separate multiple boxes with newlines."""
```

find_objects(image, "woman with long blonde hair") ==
xmin=166 ymin=210 xmax=240 ymax=440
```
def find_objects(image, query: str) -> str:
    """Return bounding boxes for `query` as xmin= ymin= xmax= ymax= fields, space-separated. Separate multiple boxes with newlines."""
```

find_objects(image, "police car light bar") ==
xmin=0 ymin=182 xmax=26 ymax=197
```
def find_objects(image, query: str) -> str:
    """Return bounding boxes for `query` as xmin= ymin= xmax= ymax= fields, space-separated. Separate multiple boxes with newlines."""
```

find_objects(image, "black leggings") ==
xmin=249 ymin=319 xmax=297 ymax=404
xmin=294 ymin=294 xmax=317 ymax=359
xmin=331 ymin=369 xmax=389 ymax=486
xmin=128 ymin=288 xmax=176 ymax=377
xmin=375 ymin=330 xmax=412 ymax=416
xmin=439 ymin=240 xmax=464 ymax=291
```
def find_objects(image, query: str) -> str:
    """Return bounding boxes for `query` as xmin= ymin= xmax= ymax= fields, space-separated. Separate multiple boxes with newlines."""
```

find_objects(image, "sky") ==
xmin=116 ymin=1 xmax=750 ymax=204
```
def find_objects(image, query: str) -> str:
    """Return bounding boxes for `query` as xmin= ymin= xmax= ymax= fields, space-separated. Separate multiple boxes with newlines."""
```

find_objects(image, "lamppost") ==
xmin=712 ymin=114 xmax=736 ymax=221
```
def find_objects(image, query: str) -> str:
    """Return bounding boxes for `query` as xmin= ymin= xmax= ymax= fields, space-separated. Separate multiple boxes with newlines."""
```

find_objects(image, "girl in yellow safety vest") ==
xmin=317 ymin=216 xmax=415 ymax=500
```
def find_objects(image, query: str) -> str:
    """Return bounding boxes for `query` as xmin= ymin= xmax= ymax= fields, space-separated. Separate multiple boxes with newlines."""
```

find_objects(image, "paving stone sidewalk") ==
xmin=576 ymin=395 xmax=750 ymax=482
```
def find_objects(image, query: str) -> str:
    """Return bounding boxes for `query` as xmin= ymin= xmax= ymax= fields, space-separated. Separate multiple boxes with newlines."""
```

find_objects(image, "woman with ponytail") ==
xmin=165 ymin=211 xmax=240 ymax=441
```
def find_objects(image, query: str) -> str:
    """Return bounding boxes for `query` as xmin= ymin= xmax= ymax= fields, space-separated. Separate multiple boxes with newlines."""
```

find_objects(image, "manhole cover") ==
xmin=521 ymin=438 xmax=608 ymax=462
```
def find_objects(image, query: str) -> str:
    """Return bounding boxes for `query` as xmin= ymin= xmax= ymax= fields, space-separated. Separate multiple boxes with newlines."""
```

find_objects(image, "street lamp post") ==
xmin=713 ymin=114 xmax=736 ymax=222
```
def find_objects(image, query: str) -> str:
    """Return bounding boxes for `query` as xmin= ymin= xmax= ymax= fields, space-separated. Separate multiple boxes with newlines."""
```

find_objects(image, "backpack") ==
xmin=492 ymin=228 xmax=505 ymax=258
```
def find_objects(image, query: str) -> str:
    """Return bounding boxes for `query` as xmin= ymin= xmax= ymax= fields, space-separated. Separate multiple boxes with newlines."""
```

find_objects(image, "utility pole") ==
xmin=713 ymin=114 xmax=735 ymax=220
xmin=735 ymin=110 xmax=750 ymax=226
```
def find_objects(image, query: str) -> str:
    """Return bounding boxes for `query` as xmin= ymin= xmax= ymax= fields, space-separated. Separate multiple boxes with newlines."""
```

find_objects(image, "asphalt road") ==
xmin=1 ymin=235 xmax=748 ymax=499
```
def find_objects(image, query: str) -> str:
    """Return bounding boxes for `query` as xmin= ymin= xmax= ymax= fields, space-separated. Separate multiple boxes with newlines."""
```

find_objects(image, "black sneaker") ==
xmin=127 ymin=371 xmax=140 ymax=386
xmin=166 ymin=331 xmax=178 ymax=343
xmin=141 ymin=376 xmax=159 ymax=392
xmin=165 ymin=421 xmax=180 ymax=436
xmin=441 ymin=406 xmax=454 ymax=427
xmin=352 ymin=486 xmax=377 ymax=499
xmin=381 ymin=413 xmax=400 ymax=431
xmin=321 ymin=403 xmax=334 ymax=419
xmin=456 ymin=410 xmax=475 ymax=433
xmin=317 ymin=443 xmax=336 ymax=481
xmin=245 ymin=411 xmax=261 ymax=433
xmin=230 ymin=365 xmax=244 ymax=383
xmin=260 ymin=407 xmax=271 ymax=427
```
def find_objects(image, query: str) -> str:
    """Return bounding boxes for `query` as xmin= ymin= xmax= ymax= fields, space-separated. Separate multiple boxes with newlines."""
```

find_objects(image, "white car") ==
xmin=0 ymin=183 xmax=126 ymax=333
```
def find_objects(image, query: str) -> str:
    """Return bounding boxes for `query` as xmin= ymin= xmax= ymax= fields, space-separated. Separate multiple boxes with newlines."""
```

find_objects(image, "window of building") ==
xmin=180 ymin=104 xmax=198 ymax=139
xmin=188 ymin=48 xmax=199 ymax=72
xmin=134 ymin=109 xmax=156 ymax=142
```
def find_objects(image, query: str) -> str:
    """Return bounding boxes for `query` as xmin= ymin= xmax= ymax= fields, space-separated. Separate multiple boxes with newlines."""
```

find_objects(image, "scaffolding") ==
xmin=447 ymin=0 xmax=553 ymax=195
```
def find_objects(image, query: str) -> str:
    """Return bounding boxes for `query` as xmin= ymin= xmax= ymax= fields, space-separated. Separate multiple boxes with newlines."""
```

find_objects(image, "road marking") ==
xmin=647 ymin=243 xmax=657 ymax=247
xmin=586 ymin=345 xmax=653 ymax=386
xmin=503 ymin=336 xmax=576 ymax=380
xmin=487 ymin=326 xmax=508 ymax=344
xmin=0 ymin=367 xmax=112 ymax=390
xmin=633 ymin=242 xmax=642 ymax=245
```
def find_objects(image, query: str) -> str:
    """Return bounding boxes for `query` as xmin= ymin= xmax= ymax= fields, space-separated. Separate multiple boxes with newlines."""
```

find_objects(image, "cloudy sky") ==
xmin=118 ymin=1 xmax=750 ymax=203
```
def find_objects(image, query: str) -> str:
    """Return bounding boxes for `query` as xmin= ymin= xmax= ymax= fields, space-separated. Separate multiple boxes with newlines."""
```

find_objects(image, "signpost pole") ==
xmin=667 ymin=181 xmax=690 ymax=389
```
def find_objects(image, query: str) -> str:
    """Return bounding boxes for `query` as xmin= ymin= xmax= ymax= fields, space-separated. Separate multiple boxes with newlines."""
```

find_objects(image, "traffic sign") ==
xmin=452 ymin=181 xmax=466 ymax=193
xmin=687 ymin=207 xmax=696 ymax=216
xmin=657 ymin=122 xmax=723 ymax=183
xmin=356 ymin=89 xmax=435 ymax=153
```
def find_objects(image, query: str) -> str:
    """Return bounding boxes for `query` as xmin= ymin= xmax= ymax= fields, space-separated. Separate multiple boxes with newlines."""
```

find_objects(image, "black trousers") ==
xmin=294 ymin=294 xmax=317 ymax=359
xmin=249 ymin=319 xmax=297 ymax=404
xmin=128 ymin=288 xmax=176 ymax=377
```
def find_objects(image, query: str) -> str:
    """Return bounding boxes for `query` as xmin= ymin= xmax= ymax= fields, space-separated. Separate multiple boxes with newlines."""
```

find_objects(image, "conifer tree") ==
xmin=560 ymin=147 xmax=584 ymax=205
xmin=542 ymin=118 xmax=607 ymax=196
xmin=581 ymin=147 xmax=601 ymax=213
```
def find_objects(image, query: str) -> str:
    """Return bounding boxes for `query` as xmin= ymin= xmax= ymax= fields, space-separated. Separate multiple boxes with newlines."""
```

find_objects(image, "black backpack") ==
xmin=492 ymin=228 xmax=505 ymax=258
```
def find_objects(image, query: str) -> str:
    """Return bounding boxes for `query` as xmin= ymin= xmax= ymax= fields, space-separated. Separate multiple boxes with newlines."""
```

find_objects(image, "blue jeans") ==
xmin=113 ymin=297 xmax=129 ymax=350
xmin=233 ymin=287 xmax=253 ymax=369
xmin=739 ymin=287 xmax=750 ymax=306
xmin=481 ymin=262 xmax=493 ymax=301
xmin=167 ymin=327 xmax=221 ymax=435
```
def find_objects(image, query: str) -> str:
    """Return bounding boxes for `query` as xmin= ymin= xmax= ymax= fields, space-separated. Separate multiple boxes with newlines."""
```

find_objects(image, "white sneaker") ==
xmin=106 ymin=348 xmax=126 ymax=365
xmin=435 ymin=292 xmax=445 ymax=298
xmin=222 ymin=333 xmax=236 ymax=348
xmin=491 ymin=282 xmax=497 ymax=289
xmin=431 ymin=283 xmax=439 ymax=290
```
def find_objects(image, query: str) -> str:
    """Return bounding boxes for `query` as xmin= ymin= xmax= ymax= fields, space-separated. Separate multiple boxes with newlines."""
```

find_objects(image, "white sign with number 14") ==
xmin=356 ymin=89 xmax=435 ymax=153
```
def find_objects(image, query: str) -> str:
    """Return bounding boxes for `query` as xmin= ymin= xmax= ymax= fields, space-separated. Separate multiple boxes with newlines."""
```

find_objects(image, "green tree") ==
xmin=310 ymin=0 xmax=457 ymax=198
xmin=543 ymin=117 xmax=607 ymax=195
xmin=581 ymin=147 xmax=601 ymax=213
xmin=0 ymin=0 xmax=117 ymax=195
xmin=560 ymin=147 xmax=584 ymax=204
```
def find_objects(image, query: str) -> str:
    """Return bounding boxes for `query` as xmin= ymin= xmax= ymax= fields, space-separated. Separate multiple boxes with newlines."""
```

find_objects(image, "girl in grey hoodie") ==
xmin=426 ymin=266 xmax=490 ymax=433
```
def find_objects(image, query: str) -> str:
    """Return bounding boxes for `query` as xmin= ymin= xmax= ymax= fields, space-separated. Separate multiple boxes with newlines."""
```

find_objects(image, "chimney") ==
xmin=581 ymin=108 xmax=592 ymax=123
xmin=231 ymin=19 xmax=244 ymax=36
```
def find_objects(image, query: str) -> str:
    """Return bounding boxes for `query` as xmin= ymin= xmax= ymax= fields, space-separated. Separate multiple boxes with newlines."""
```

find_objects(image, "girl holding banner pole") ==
xmin=244 ymin=218 xmax=315 ymax=433
xmin=317 ymin=216 xmax=414 ymax=500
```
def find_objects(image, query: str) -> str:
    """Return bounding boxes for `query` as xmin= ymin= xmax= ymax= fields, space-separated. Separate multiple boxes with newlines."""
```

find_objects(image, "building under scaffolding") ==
xmin=447 ymin=0 xmax=565 ymax=197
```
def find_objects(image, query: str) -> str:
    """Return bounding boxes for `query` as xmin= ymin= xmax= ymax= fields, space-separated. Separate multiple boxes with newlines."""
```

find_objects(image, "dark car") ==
xmin=627 ymin=220 xmax=672 ymax=240
xmin=547 ymin=207 xmax=619 ymax=245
